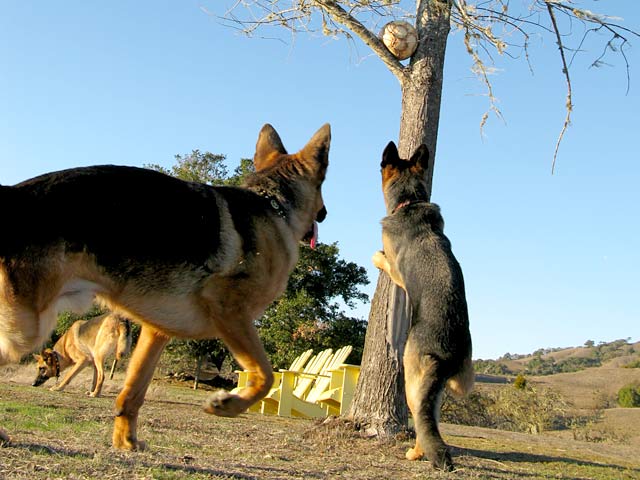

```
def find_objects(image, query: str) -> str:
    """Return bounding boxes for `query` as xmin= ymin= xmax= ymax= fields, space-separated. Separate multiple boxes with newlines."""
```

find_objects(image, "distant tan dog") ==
xmin=32 ymin=312 xmax=131 ymax=397
xmin=373 ymin=142 xmax=474 ymax=471
xmin=0 ymin=123 xmax=330 ymax=450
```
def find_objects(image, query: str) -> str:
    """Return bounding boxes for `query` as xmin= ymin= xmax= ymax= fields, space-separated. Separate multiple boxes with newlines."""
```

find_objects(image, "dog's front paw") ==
xmin=203 ymin=390 xmax=244 ymax=418
xmin=112 ymin=417 xmax=146 ymax=452
xmin=405 ymin=447 xmax=424 ymax=461
xmin=112 ymin=435 xmax=146 ymax=452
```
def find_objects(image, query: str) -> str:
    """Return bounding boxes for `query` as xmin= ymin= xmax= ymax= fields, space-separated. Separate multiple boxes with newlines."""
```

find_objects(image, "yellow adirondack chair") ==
xmin=232 ymin=348 xmax=313 ymax=412
xmin=262 ymin=345 xmax=354 ymax=418
xmin=316 ymin=364 xmax=360 ymax=416
xmin=260 ymin=348 xmax=333 ymax=415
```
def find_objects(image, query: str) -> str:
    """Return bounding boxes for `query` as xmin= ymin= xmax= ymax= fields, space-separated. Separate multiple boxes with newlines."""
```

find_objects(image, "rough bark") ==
xmin=348 ymin=273 xmax=409 ymax=435
xmin=348 ymin=0 xmax=452 ymax=437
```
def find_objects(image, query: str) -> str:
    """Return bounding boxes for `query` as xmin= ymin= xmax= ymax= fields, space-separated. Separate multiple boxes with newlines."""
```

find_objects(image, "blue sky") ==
xmin=1 ymin=2 xmax=638 ymax=359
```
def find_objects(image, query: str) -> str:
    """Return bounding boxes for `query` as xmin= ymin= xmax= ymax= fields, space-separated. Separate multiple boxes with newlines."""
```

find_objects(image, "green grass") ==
xmin=2 ymin=401 xmax=86 ymax=432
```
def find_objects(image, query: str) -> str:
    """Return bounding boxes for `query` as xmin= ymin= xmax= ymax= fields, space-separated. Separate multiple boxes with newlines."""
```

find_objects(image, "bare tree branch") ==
xmin=546 ymin=2 xmax=572 ymax=175
xmin=313 ymin=0 xmax=407 ymax=81
xmin=218 ymin=1 xmax=639 ymax=168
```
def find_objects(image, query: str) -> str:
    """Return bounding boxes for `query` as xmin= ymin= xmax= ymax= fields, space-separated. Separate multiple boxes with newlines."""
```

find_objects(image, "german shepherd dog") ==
xmin=0 ymin=123 xmax=330 ymax=450
xmin=32 ymin=312 xmax=131 ymax=397
xmin=372 ymin=142 xmax=474 ymax=470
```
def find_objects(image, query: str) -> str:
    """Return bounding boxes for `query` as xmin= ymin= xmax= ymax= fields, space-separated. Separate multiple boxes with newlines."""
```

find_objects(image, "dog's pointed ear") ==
xmin=410 ymin=144 xmax=430 ymax=171
xmin=33 ymin=353 xmax=42 ymax=362
xmin=381 ymin=141 xmax=400 ymax=168
xmin=254 ymin=124 xmax=288 ymax=171
xmin=299 ymin=123 xmax=331 ymax=174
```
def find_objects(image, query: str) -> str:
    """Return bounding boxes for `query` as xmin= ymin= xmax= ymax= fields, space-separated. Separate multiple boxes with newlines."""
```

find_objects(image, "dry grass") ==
xmin=2 ymin=364 xmax=640 ymax=480
xmin=531 ymin=366 xmax=640 ymax=410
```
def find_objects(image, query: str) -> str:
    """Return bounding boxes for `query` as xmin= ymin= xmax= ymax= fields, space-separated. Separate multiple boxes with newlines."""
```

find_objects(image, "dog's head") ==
xmin=252 ymin=124 xmax=330 ymax=248
xmin=380 ymin=141 xmax=430 ymax=214
xmin=32 ymin=349 xmax=59 ymax=387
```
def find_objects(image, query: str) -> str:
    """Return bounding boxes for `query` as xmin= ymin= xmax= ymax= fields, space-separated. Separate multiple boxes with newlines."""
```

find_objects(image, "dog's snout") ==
xmin=316 ymin=206 xmax=327 ymax=223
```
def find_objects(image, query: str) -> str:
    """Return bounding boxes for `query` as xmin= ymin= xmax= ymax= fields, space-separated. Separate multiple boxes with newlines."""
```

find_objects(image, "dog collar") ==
xmin=392 ymin=200 xmax=428 ymax=215
xmin=255 ymin=189 xmax=287 ymax=219
xmin=52 ymin=351 xmax=61 ymax=378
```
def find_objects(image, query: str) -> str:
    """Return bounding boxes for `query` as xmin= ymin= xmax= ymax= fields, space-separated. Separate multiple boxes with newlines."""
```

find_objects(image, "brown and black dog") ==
xmin=0 ymin=123 xmax=330 ymax=450
xmin=32 ymin=312 xmax=131 ymax=397
xmin=373 ymin=142 xmax=474 ymax=470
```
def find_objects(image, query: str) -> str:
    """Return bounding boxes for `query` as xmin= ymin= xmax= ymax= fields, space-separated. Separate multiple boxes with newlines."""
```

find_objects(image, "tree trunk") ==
xmin=348 ymin=0 xmax=451 ymax=437
xmin=347 ymin=273 xmax=409 ymax=435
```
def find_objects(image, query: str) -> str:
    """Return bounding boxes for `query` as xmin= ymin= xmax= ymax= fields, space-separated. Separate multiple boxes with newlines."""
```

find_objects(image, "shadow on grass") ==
xmin=151 ymin=461 xmax=326 ymax=480
xmin=5 ymin=440 xmax=94 ymax=459
xmin=454 ymin=446 xmax=640 ymax=477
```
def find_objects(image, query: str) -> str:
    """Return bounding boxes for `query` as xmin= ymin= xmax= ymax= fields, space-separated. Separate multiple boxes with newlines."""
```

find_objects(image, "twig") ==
xmin=546 ymin=2 xmax=573 ymax=175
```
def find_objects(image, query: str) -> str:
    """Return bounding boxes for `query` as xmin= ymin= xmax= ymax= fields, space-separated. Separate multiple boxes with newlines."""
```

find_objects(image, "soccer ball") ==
xmin=379 ymin=21 xmax=418 ymax=61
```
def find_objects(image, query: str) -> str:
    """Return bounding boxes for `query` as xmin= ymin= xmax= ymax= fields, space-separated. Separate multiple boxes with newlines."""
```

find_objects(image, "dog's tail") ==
xmin=115 ymin=317 xmax=132 ymax=361
xmin=446 ymin=355 xmax=475 ymax=398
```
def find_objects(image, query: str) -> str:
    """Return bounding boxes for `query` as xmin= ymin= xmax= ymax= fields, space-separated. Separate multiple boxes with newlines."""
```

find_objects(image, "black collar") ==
xmin=52 ymin=351 xmax=61 ymax=378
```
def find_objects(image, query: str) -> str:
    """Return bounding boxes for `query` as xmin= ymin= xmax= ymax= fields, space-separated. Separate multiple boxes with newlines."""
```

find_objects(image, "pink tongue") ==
xmin=310 ymin=222 xmax=318 ymax=249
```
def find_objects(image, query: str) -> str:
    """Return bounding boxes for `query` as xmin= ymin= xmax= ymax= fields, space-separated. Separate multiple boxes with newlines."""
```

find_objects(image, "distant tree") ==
xmin=146 ymin=150 xmax=229 ymax=186
xmin=584 ymin=340 xmax=595 ymax=348
xmin=260 ymin=243 xmax=369 ymax=368
xmin=473 ymin=359 xmax=512 ymax=376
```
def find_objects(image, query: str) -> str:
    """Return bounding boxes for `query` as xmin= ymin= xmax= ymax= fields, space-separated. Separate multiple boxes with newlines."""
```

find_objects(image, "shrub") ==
xmin=623 ymin=358 xmax=640 ymax=369
xmin=441 ymin=384 xmax=568 ymax=434
xmin=513 ymin=374 xmax=527 ymax=390
xmin=617 ymin=383 xmax=640 ymax=407
xmin=441 ymin=391 xmax=495 ymax=428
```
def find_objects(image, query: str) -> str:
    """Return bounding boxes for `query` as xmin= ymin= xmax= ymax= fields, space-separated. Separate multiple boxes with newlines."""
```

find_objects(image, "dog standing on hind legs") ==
xmin=0 ymin=123 xmax=330 ymax=450
xmin=32 ymin=312 xmax=131 ymax=397
xmin=372 ymin=141 xmax=474 ymax=471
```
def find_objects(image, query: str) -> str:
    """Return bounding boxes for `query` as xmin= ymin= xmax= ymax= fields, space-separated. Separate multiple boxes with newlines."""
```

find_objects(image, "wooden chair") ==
xmin=232 ymin=348 xmax=313 ymax=412
xmin=262 ymin=345 xmax=354 ymax=418
xmin=260 ymin=348 xmax=333 ymax=415
xmin=316 ymin=364 xmax=360 ymax=416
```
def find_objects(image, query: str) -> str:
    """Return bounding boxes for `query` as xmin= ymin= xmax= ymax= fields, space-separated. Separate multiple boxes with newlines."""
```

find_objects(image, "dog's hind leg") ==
xmin=90 ymin=328 xmax=118 ymax=397
xmin=113 ymin=324 xmax=169 ymax=451
xmin=89 ymin=358 xmax=106 ymax=397
xmin=204 ymin=323 xmax=274 ymax=418
xmin=403 ymin=340 xmax=452 ymax=471
xmin=89 ymin=364 xmax=98 ymax=395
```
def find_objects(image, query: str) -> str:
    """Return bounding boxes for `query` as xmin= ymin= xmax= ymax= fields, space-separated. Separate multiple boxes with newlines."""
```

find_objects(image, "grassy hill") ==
xmin=475 ymin=339 xmax=640 ymax=377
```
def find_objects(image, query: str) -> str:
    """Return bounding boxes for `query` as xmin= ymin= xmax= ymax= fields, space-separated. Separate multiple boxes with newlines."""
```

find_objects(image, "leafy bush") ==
xmin=617 ymin=383 xmax=640 ymax=407
xmin=623 ymin=358 xmax=640 ymax=369
xmin=48 ymin=305 xmax=106 ymax=349
xmin=513 ymin=374 xmax=527 ymax=390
